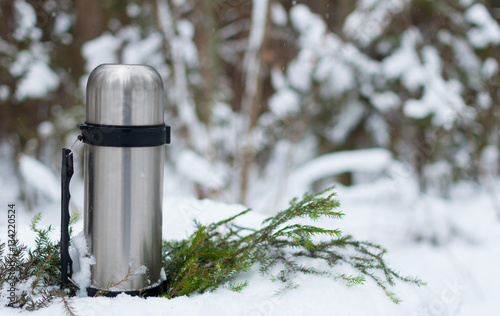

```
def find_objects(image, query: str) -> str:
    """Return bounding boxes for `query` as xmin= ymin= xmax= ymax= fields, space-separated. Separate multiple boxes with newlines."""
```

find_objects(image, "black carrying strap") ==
xmin=61 ymin=148 xmax=73 ymax=284
xmin=77 ymin=123 xmax=171 ymax=147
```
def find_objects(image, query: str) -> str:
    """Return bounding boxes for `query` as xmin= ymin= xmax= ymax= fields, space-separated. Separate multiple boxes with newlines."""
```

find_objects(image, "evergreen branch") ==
xmin=54 ymin=291 xmax=77 ymax=316
xmin=162 ymin=186 xmax=424 ymax=302
xmin=208 ymin=208 xmax=253 ymax=228
xmin=1 ymin=186 xmax=424 ymax=310
xmin=93 ymin=267 xmax=133 ymax=297
xmin=29 ymin=212 xmax=43 ymax=233
xmin=32 ymin=252 xmax=54 ymax=290
xmin=340 ymin=274 xmax=366 ymax=286
xmin=0 ymin=213 xmax=76 ymax=310
xmin=228 ymin=280 xmax=249 ymax=292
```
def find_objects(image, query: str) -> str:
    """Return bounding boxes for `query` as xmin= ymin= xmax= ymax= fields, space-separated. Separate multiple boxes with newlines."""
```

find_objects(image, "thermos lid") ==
xmin=86 ymin=64 xmax=164 ymax=126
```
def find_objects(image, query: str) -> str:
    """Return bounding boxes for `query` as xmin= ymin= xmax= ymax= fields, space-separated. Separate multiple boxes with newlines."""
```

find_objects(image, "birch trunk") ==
xmin=238 ymin=0 xmax=271 ymax=203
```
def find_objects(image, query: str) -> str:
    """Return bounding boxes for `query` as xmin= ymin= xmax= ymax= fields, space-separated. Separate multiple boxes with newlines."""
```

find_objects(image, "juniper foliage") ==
xmin=162 ymin=187 xmax=424 ymax=302
xmin=0 ymin=212 xmax=78 ymax=310
xmin=1 ymin=187 xmax=423 ymax=310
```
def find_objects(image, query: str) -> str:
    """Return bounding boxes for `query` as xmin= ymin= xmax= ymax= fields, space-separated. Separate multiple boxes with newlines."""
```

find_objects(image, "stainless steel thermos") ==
xmin=61 ymin=64 xmax=170 ymax=296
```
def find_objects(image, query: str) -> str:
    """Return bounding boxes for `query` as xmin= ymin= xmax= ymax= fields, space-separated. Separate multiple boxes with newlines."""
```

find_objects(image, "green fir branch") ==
xmin=162 ymin=187 xmax=424 ymax=302
xmin=0 ymin=213 xmax=75 ymax=310
xmin=0 ymin=187 xmax=424 ymax=311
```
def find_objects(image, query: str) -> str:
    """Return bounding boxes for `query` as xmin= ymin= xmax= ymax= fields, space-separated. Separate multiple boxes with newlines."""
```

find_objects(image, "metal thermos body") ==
xmin=83 ymin=64 xmax=165 ymax=292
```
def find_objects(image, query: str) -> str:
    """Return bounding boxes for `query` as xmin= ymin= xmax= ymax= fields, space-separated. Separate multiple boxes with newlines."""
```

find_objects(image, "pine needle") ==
xmin=162 ymin=186 xmax=425 ymax=301
xmin=0 ymin=187 xmax=424 ymax=310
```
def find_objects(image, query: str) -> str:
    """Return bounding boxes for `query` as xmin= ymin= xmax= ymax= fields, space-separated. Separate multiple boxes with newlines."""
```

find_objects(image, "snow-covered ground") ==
xmin=2 ymin=0 xmax=500 ymax=314
xmin=1 ymin=151 xmax=499 ymax=316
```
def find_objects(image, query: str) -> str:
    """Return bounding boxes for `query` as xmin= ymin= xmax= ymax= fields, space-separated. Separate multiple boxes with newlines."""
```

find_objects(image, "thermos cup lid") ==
xmin=86 ymin=64 xmax=164 ymax=126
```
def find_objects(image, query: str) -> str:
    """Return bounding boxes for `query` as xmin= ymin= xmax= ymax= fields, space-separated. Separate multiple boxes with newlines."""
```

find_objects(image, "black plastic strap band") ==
xmin=77 ymin=123 xmax=170 ymax=147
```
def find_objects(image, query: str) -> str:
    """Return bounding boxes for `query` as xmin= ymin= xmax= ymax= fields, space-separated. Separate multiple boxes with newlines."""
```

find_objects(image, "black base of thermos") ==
xmin=86 ymin=280 xmax=167 ymax=297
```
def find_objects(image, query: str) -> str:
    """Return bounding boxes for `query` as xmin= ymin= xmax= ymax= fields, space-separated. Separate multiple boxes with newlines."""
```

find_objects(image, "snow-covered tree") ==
xmin=1 ymin=0 xmax=499 ymax=207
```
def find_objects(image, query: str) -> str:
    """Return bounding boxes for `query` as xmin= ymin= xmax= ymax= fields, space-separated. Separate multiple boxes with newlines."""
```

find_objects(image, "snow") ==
xmin=0 ymin=85 xmax=10 ymax=101
xmin=126 ymin=3 xmax=141 ymax=18
xmin=290 ymin=148 xmax=393 ymax=183
xmin=481 ymin=57 xmax=499 ymax=79
xmin=69 ymin=232 xmax=95 ymax=295
xmin=37 ymin=121 xmax=55 ymax=138
xmin=477 ymin=91 xmax=492 ymax=110
xmin=382 ymin=31 xmax=473 ymax=127
xmin=330 ymin=101 xmax=365 ymax=144
xmin=343 ymin=0 xmax=408 ymax=45
xmin=82 ymin=33 xmax=121 ymax=73
xmin=18 ymin=154 xmax=60 ymax=201
xmin=177 ymin=19 xmax=195 ymax=39
xmin=481 ymin=145 xmax=499 ymax=175
xmin=2 ymin=0 xmax=500 ymax=314
xmin=171 ymin=0 xmax=187 ymax=7
xmin=382 ymin=28 xmax=424 ymax=92
xmin=133 ymin=265 xmax=148 ymax=275
xmin=367 ymin=115 xmax=390 ymax=147
xmin=321 ymin=59 xmax=355 ymax=97
xmin=270 ymin=67 xmax=286 ymax=90
xmin=53 ymin=12 xmax=73 ymax=36
xmin=285 ymin=5 xmax=332 ymax=94
xmin=290 ymin=4 xmax=325 ymax=36
xmin=290 ymin=4 xmax=327 ymax=51
xmin=9 ymin=43 xmax=60 ymax=99
xmin=176 ymin=20 xmax=199 ymax=68
xmin=176 ymin=150 xmax=225 ymax=190
xmin=2 ymin=152 xmax=500 ymax=315
xmin=156 ymin=0 xmax=199 ymax=148
xmin=15 ymin=60 xmax=60 ymax=99
xmin=271 ymin=2 xmax=287 ymax=26
xmin=451 ymin=37 xmax=482 ymax=79
xmin=286 ymin=148 xmax=394 ymax=203
xmin=459 ymin=0 xmax=474 ymax=7
xmin=465 ymin=3 xmax=500 ymax=48
xmin=241 ymin=0 xmax=270 ymax=121
xmin=13 ymin=0 xmax=40 ymax=41
xmin=268 ymin=88 xmax=300 ymax=118
xmin=243 ymin=0 xmax=269 ymax=78
xmin=286 ymin=53 xmax=314 ymax=92
xmin=122 ymin=32 xmax=163 ymax=65
xmin=370 ymin=91 xmax=401 ymax=113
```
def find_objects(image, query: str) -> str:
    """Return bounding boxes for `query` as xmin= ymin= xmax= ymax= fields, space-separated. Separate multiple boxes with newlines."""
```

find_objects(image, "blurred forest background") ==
xmin=1 ymin=0 xmax=499 ymax=211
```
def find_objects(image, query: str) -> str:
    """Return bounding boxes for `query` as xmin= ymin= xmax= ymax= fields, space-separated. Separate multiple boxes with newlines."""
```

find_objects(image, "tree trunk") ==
xmin=69 ymin=0 xmax=105 ymax=81
xmin=194 ymin=0 xmax=218 ymax=125
xmin=239 ymin=0 xmax=272 ymax=204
